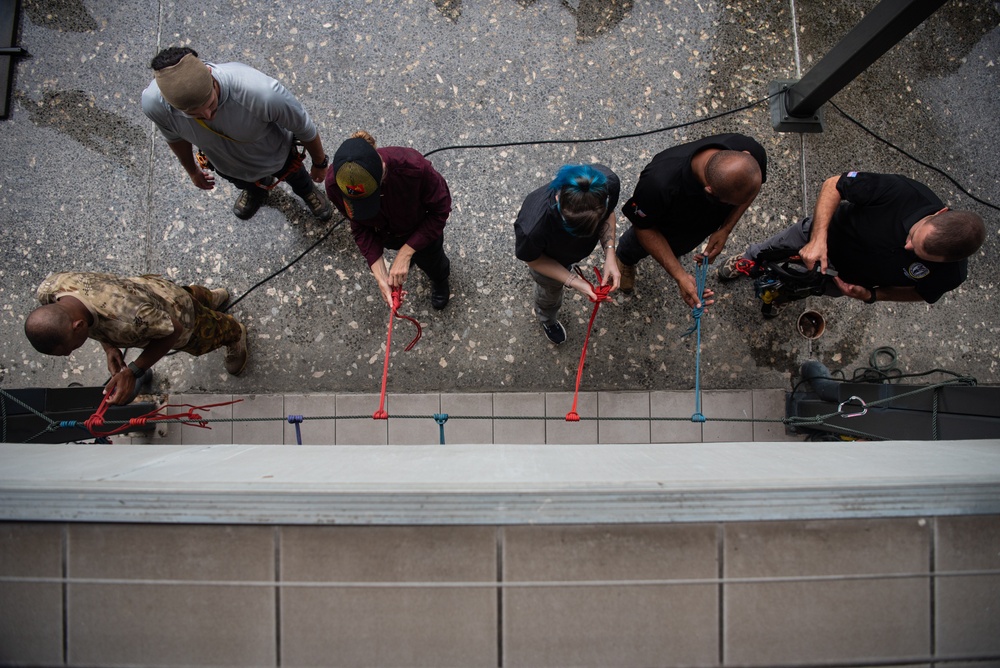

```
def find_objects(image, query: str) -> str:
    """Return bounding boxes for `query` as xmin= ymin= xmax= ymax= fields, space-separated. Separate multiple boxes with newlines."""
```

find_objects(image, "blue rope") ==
xmin=433 ymin=413 xmax=449 ymax=444
xmin=681 ymin=260 xmax=708 ymax=423
xmin=287 ymin=415 xmax=304 ymax=445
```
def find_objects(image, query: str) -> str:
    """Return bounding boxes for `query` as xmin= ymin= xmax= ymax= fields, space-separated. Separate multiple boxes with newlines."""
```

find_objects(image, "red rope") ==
xmin=566 ymin=267 xmax=613 ymax=421
xmin=83 ymin=395 xmax=243 ymax=437
xmin=733 ymin=256 xmax=756 ymax=277
xmin=373 ymin=287 xmax=422 ymax=419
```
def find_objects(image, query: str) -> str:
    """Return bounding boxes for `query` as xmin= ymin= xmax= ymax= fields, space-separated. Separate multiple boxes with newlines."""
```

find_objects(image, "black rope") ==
xmin=223 ymin=217 xmax=345 ymax=312
xmin=830 ymin=100 xmax=1000 ymax=212
xmin=422 ymin=92 xmax=778 ymax=158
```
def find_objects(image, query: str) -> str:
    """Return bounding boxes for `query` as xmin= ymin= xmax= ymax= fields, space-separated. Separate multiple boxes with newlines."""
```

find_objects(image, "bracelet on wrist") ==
xmin=564 ymin=274 xmax=576 ymax=287
xmin=314 ymin=154 xmax=329 ymax=170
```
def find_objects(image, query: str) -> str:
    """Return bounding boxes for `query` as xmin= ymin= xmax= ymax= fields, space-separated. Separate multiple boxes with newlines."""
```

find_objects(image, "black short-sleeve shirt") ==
xmin=827 ymin=172 xmax=965 ymax=304
xmin=514 ymin=164 xmax=621 ymax=267
xmin=621 ymin=133 xmax=767 ymax=257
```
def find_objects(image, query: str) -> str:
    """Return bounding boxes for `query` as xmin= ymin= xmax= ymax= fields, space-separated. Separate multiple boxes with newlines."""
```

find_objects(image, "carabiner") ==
xmin=837 ymin=395 xmax=868 ymax=418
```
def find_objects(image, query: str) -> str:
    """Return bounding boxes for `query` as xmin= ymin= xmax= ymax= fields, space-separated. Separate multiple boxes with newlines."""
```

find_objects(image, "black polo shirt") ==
xmin=621 ymin=133 xmax=767 ymax=256
xmin=514 ymin=164 xmax=621 ymax=267
xmin=827 ymin=172 xmax=965 ymax=304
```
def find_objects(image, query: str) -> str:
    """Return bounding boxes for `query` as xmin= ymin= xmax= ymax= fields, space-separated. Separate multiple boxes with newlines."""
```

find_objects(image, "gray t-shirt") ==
xmin=141 ymin=61 xmax=318 ymax=182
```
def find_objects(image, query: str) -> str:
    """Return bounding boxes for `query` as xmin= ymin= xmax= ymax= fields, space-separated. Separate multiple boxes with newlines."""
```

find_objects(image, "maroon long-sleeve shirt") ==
xmin=325 ymin=146 xmax=451 ymax=267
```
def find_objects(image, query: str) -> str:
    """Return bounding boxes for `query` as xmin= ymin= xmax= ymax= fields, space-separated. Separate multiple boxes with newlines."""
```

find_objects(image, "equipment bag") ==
xmin=749 ymin=248 xmax=835 ymax=318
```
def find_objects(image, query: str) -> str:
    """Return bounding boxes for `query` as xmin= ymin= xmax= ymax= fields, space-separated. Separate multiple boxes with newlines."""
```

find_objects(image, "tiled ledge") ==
xmin=1 ymin=441 xmax=999 ymax=525
xmin=143 ymin=389 xmax=796 ymax=446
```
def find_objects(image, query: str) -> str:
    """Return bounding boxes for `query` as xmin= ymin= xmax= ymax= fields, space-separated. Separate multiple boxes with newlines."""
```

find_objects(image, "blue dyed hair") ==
xmin=549 ymin=165 xmax=609 ymax=238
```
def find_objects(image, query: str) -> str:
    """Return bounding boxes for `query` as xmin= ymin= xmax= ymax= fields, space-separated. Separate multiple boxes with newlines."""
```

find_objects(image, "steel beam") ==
xmin=771 ymin=0 xmax=948 ymax=133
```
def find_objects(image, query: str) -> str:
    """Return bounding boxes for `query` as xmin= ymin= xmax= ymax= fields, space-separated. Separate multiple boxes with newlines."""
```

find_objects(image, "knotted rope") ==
xmin=566 ymin=267 xmax=613 ymax=421
xmin=373 ymin=287 xmax=422 ymax=420
xmin=78 ymin=395 xmax=243 ymax=438
xmin=680 ymin=259 xmax=709 ymax=422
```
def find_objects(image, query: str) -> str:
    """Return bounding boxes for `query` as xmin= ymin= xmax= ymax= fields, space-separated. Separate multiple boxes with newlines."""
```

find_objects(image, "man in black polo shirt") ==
xmin=720 ymin=171 xmax=986 ymax=305
xmin=616 ymin=133 xmax=767 ymax=308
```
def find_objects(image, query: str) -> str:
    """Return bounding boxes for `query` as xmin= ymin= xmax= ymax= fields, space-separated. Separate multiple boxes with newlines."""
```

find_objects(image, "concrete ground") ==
xmin=1 ymin=0 xmax=997 ymax=403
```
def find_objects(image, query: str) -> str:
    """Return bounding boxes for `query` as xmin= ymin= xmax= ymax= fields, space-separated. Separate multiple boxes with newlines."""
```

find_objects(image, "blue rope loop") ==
xmin=433 ymin=413 xmax=449 ymax=445
xmin=680 ymin=260 xmax=709 ymax=338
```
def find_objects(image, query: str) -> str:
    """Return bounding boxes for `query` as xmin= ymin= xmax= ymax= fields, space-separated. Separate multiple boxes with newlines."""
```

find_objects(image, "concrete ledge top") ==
xmin=2 ymin=441 xmax=999 ymax=525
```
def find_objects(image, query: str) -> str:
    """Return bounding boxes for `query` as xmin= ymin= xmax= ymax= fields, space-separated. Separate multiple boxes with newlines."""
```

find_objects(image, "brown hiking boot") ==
xmin=303 ymin=187 xmax=334 ymax=221
xmin=224 ymin=324 xmax=249 ymax=376
xmin=617 ymin=256 xmax=636 ymax=293
xmin=233 ymin=188 xmax=267 ymax=220
xmin=209 ymin=288 xmax=230 ymax=311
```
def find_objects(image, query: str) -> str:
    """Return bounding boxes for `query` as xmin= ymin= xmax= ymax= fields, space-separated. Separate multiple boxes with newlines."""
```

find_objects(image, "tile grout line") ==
xmin=717 ymin=523 xmax=726 ymax=665
xmin=274 ymin=526 xmax=282 ymax=666
xmin=929 ymin=517 xmax=937 ymax=659
xmin=61 ymin=523 xmax=69 ymax=665
xmin=495 ymin=526 xmax=505 ymax=668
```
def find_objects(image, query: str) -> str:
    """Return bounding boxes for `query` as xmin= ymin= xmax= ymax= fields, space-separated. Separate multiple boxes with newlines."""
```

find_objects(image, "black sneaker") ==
xmin=233 ymin=189 xmax=267 ymax=220
xmin=431 ymin=279 xmax=450 ymax=310
xmin=542 ymin=321 xmax=567 ymax=345
xmin=303 ymin=187 xmax=333 ymax=221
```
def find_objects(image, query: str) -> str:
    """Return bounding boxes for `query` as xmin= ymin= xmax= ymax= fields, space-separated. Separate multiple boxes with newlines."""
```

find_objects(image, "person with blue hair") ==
xmin=514 ymin=163 xmax=621 ymax=344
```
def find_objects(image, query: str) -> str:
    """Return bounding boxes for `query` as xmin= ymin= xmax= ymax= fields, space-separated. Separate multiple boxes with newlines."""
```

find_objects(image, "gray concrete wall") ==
xmin=2 ymin=517 xmax=999 ymax=667
xmin=2 ymin=439 xmax=1000 ymax=666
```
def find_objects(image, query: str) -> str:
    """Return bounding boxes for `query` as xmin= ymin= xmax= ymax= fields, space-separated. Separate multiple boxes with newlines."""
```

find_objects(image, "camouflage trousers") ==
xmin=178 ymin=285 xmax=244 ymax=356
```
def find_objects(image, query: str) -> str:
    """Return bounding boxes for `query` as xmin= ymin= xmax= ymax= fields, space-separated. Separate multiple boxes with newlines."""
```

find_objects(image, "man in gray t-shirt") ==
xmin=142 ymin=46 xmax=332 ymax=222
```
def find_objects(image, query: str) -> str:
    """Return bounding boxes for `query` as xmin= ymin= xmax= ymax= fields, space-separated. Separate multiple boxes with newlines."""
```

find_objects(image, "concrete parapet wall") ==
xmin=1 ymin=441 xmax=999 ymax=666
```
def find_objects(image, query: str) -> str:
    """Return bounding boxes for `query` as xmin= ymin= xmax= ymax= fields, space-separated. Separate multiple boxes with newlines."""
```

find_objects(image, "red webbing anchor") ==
xmin=566 ymin=267 xmax=613 ymax=421
xmin=83 ymin=395 xmax=243 ymax=438
xmin=373 ymin=287 xmax=422 ymax=419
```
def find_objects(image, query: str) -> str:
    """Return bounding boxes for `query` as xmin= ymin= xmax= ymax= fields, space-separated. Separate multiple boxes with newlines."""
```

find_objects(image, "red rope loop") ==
xmin=391 ymin=288 xmax=422 ymax=352
xmin=82 ymin=396 xmax=242 ymax=437
xmin=566 ymin=267 xmax=612 ymax=421
xmin=373 ymin=287 xmax=421 ymax=419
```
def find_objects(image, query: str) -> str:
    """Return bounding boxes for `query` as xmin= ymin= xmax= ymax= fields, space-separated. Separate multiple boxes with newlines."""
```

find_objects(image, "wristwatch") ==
xmin=864 ymin=287 xmax=877 ymax=304
xmin=314 ymin=154 xmax=329 ymax=170
xmin=127 ymin=362 xmax=145 ymax=378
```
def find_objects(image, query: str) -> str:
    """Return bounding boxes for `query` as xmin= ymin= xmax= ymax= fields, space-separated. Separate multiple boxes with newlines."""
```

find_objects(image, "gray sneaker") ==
xmin=303 ymin=187 xmax=333 ymax=221
xmin=717 ymin=254 xmax=755 ymax=281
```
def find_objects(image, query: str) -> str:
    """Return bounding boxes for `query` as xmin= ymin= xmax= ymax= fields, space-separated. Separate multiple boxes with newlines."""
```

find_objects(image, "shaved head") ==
xmin=705 ymin=151 xmax=762 ymax=204
xmin=25 ymin=304 xmax=78 ymax=355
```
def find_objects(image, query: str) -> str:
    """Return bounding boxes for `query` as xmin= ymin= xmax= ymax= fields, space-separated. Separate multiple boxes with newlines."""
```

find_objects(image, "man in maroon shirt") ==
xmin=326 ymin=132 xmax=452 ymax=309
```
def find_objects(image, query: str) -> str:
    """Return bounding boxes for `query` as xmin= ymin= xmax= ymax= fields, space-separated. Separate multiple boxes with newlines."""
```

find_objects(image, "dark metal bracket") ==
xmin=1 ymin=0 xmax=27 ymax=119
xmin=769 ymin=80 xmax=824 ymax=133
xmin=769 ymin=0 xmax=947 ymax=134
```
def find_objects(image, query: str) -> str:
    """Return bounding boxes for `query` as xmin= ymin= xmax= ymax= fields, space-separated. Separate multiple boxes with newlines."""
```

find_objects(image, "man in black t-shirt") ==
xmin=721 ymin=172 xmax=986 ymax=305
xmin=617 ymin=133 xmax=767 ymax=308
